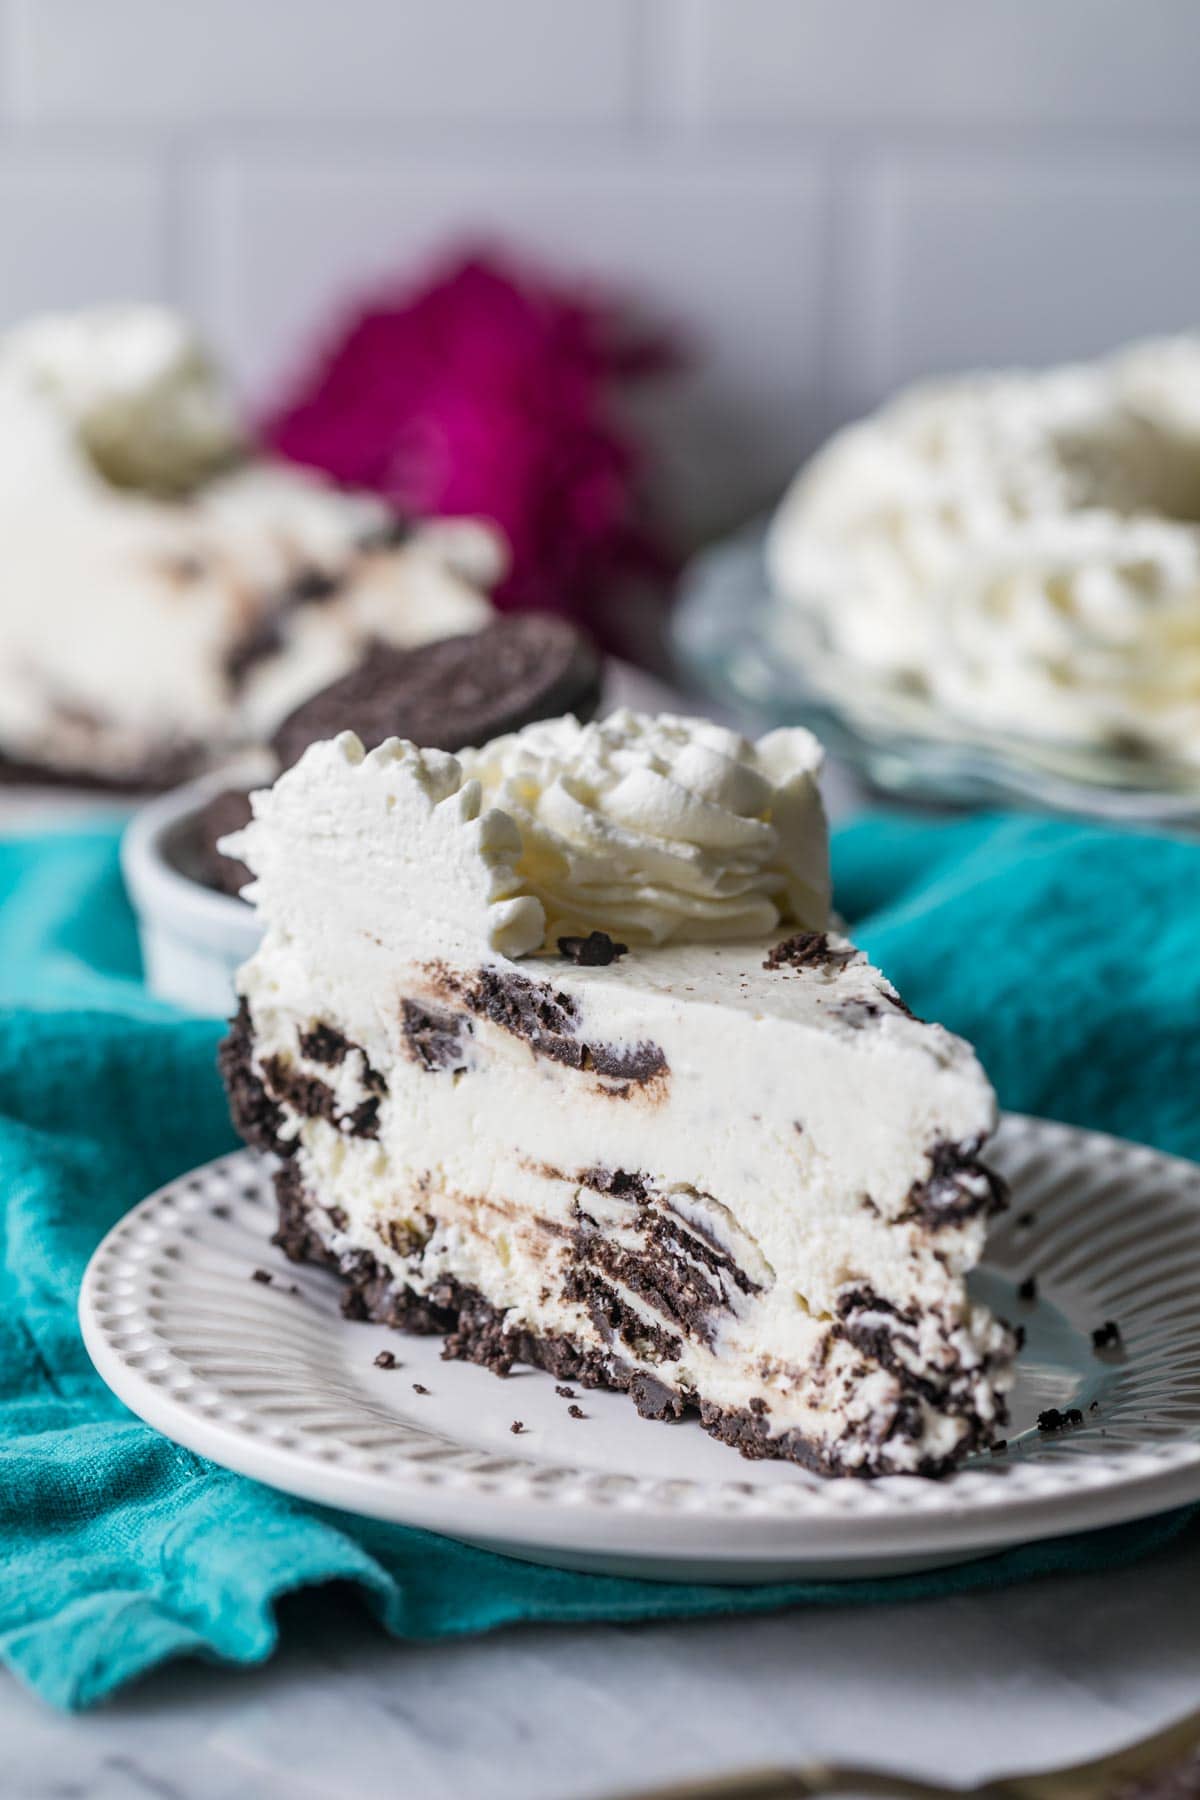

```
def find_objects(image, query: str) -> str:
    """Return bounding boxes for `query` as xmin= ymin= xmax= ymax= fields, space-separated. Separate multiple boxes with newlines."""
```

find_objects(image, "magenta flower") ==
xmin=261 ymin=247 xmax=680 ymax=633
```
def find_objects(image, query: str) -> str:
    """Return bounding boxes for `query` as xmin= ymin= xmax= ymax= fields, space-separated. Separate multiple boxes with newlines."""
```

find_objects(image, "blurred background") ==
xmin=7 ymin=0 xmax=1200 ymax=553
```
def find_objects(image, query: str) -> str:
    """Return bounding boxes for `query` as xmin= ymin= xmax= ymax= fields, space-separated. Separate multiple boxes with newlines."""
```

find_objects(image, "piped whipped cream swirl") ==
xmin=460 ymin=708 xmax=830 ymax=947
xmin=767 ymin=334 xmax=1200 ymax=762
xmin=0 ymin=304 xmax=500 ymax=784
xmin=9 ymin=304 xmax=244 ymax=495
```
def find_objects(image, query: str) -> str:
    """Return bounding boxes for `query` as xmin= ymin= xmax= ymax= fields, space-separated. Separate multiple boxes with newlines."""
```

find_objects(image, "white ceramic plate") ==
xmin=80 ymin=1115 xmax=1200 ymax=1584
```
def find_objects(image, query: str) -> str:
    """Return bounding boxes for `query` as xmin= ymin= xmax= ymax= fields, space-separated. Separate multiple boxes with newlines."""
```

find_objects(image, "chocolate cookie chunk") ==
xmin=193 ymin=786 xmax=253 ymax=897
xmin=270 ymin=615 xmax=602 ymax=769
xmin=198 ymin=616 xmax=602 ymax=899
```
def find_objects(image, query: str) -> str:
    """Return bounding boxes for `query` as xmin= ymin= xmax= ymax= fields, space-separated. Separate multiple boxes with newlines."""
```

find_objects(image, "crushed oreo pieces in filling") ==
xmin=558 ymin=931 xmax=628 ymax=966
xmin=464 ymin=966 xmax=667 ymax=1086
xmin=903 ymin=1138 xmax=1007 ymax=1229
xmin=763 ymin=931 xmax=858 ymax=973
xmin=401 ymin=998 xmax=472 ymax=1073
xmin=832 ymin=997 xmax=881 ymax=1028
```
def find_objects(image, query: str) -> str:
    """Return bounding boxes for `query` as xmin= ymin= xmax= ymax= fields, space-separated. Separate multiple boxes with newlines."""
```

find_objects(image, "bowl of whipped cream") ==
xmin=674 ymin=335 xmax=1200 ymax=819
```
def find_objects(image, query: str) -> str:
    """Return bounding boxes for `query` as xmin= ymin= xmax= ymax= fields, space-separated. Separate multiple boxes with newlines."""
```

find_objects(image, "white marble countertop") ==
xmin=3 ymin=1521 xmax=1199 ymax=1799
xmin=7 ymin=665 xmax=1197 ymax=1798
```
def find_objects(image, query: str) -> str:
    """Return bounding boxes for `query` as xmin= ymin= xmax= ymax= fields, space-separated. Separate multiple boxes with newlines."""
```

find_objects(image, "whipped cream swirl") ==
xmin=460 ymin=708 xmax=830 ymax=948
xmin=0 ymin=304 xmax=501 ymax=784
xmin=767 ymin=334 xmax=1200 ymax=763
xmin=10 ymin=304 xmax=244 ymax=495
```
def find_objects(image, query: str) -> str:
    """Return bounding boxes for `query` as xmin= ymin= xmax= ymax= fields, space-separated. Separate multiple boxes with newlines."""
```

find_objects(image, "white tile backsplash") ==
xmin=658 ymin=0 xmax=1200 ymax=129
xmin=1 ymin=0 xmax=1199 ymax=537
xmin=0 ymin=154 xmax=165 ymax=328
xmin=7 ymin=0 xmax=638 ymax=125
xmin=838 ymin=157 xmax=1200 ymax=416
xmin=193 ymin=154 xmax=827 ymax=538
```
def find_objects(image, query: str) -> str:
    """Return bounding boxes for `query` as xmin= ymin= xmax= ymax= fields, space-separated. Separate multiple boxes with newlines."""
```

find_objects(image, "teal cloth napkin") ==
xmin=1 ymin=814 xmax=1197 ymax=1711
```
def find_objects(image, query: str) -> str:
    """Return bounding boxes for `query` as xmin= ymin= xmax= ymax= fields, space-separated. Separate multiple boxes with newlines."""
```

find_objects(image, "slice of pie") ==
xmin=0 ymin=304 xmax=499 ymax=788
xmin=220 ymin=711 xmax=1014 ymax=1477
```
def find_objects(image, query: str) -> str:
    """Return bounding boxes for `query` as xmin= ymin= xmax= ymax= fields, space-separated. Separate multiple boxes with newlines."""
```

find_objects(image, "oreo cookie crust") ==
xmin=270 ymin=614 xmax=602 ymax=769
xmin=223 ymin=1009 xmax=1008 ymax=1481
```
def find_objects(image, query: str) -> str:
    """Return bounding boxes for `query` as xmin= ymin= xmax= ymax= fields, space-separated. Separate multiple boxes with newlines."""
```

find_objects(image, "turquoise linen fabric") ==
xmin=1 ymin=814 xmax=1197 ymax=1711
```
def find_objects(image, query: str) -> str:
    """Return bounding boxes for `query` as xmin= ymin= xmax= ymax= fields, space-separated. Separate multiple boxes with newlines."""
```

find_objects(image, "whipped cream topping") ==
xmin=459 ymin=709 xmax=830 ymax=945
xmin=227 ymin=709 xmax=831 ymax=957
xmin=229 ymin=730 xmax=545 ymax=962
xmin=767 ymin=334 xmax=1200 ymax=762
xmin=6 ymin=304 xmax=244 ymax=495
xmin=0 ymin=305 xmax=499 ymax=782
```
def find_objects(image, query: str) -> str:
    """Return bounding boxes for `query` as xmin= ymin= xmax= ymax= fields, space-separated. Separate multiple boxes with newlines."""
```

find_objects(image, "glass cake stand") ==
xmin=671 ymin=522 xmax=1200 ymax=825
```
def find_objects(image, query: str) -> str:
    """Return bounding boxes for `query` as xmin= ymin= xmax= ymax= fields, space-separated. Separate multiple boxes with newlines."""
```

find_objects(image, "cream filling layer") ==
xmin=247 ymin=975 xmax=1011 ymax=1472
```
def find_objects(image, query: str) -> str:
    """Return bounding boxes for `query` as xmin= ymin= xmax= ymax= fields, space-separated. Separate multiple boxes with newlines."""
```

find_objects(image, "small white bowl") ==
xmin=121 ymin=771 xmax=262 ymax=1015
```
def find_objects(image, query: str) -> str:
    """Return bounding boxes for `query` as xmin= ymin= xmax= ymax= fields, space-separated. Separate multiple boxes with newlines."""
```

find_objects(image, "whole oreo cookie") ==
xmin=270 ymin=615 xmax=602 ymax=771
xmin=196 ymin=617 xmax=603 ymax=897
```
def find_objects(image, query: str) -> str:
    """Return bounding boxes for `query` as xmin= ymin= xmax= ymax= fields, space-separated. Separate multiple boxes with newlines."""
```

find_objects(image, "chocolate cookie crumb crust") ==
xmin=219 ymin=927 xmax=1012 ymax=1481
xmin=270 ymin=1167 xmax=1002 ymax=1477
xmin=219 ymin=1000 xmax=288 ymax=1155
xmin=220 ymin=993 xmax=1007 ymax=1483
